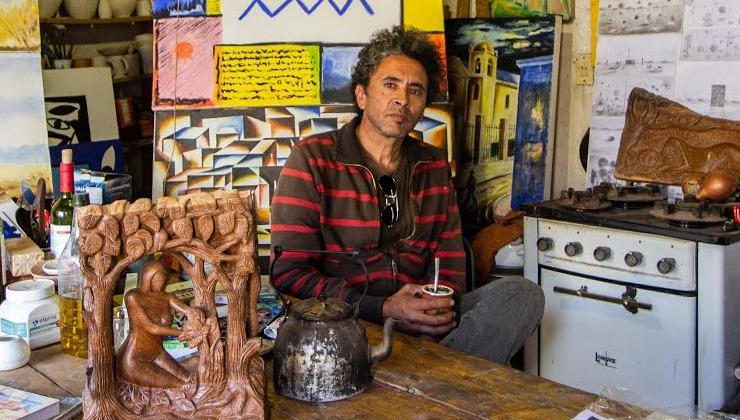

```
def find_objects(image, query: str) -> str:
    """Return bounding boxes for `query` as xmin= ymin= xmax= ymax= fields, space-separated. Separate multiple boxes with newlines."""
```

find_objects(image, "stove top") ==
xmin=523 ymin=188 xmax=740 ymax=245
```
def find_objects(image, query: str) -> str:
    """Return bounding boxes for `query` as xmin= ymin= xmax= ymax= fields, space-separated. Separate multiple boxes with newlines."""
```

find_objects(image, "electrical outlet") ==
xmin=574 ymin=53 xmax=594 ymax=86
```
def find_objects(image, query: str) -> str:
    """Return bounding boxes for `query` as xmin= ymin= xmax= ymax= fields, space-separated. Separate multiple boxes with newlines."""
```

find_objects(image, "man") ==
xmin=271 ymin=26 xmax=543 ymax=363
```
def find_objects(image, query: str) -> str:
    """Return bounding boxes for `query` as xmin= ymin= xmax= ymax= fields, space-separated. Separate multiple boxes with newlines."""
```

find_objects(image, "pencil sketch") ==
xmin=586 ymin=122 xmax=624 ymax=187
xmin=681 ymin=28 xmax=740 ymax=61
xmin=596 ymin=33 xmax=679 ymax=77
xmin=592 ymin=76 xmax=675 ymax=117
xmin=676 ymin=61 xmax=740 ymax=119
xmin=599 ymin=0 xmax=684 ymax=35
xmin=683 ymin=0 xmax=740 ymax=29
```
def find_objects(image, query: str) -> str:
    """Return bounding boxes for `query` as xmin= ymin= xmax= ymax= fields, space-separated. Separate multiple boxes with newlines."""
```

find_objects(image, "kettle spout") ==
xmin=369 ymin=318 xmax=398 ymax=364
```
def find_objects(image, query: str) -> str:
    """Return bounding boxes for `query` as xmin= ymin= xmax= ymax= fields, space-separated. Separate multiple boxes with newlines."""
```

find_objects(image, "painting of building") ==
xmin=446 ymin=16 xmax=560 ymax=232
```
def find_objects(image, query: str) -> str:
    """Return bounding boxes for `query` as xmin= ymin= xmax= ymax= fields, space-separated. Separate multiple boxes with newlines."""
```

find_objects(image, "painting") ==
xmin=42 ymin=68 xmax=119 ymax=144
xmin=154 ymin=17 xmax=222 ymax=109
xmin=477 ymin=0 xmax=573 ymax=22
xmin=152 ymin=104 xmax=454 ymax=271
xmin=0 ymin=0 xmax=40 ymax=51
xmin=152 ymin=0 xmax=206 ymax=17
xmin=0 ymin=52 xmax=52 ymax=199
xmin=445 ymin=16 xmax=560 ymax=231
xmin=321 ymin=46 xmax=362 ymax=104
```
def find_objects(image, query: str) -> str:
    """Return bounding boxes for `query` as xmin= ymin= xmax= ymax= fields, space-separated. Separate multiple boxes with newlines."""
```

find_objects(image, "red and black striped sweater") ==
xmin=270 ymin=117 xmax=465 ymax=323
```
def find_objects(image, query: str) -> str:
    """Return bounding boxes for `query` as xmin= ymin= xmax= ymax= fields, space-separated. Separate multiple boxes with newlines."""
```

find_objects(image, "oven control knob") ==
xmin=536 ymin=238 xmax=554 ymax=252
xmin=624 ymin=252 xmax=643 ymax=267
xmin=564 ymin=242 xmax=583 ymax=257
xmin=657 ymin=258 xmax=676 ymax=274
xmin=593 ymin=247 xmax=611 ymax=261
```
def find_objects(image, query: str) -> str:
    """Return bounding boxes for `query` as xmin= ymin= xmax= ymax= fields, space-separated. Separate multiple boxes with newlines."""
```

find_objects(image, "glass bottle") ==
xmin=58 ymin=192 xmax=89 ymax=358
xmin=50 ymin=149 xmax=74 ymax=259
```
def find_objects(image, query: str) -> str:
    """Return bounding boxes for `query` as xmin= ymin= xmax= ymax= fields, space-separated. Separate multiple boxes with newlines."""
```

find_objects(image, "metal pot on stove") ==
xmin=273 ymin=295 xmax=397 ymax=402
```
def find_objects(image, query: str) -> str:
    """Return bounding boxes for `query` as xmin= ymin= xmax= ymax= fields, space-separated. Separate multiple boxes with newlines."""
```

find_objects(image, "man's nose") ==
xmin=393 ymin=88 xmax=410 ymax=107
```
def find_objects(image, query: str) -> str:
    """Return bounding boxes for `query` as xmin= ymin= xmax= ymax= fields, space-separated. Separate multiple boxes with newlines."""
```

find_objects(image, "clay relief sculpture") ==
xmin=76 ymin=191 xmax=264 ymax=419
xmin=616 ymin=88 xmax=740 ymax=185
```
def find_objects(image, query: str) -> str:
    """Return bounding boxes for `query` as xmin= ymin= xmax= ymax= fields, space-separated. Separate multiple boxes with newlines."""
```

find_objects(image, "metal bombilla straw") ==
xmin=433 ymin=257 xmax=440 ymax=293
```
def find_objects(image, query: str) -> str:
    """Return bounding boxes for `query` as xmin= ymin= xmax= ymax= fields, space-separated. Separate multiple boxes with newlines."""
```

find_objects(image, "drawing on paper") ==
xmin=237 ymin=0 xmax=375 ymax=19
xmin=153 ymin=105 xmax=454 ymax=269
xmin=215 ymin=44 xmax=321 ymax=107
xmin=599 ymin=0 xmax=684 ymax=35
xmin=445 ymin=17 xmax=559 ymax=227
xmin=154 ymin=17 xmax=222 ymax=108
xmin=0 ymin=53 xmax=52 ymax=198
xmin=152 ymin=0 xmax=206 ymax=17
xmin=322 ymin=46 xmax=362 ymax=104
xmin=0 ymin=0 xmax=40 ymax=51
xmin=585 ymin=123 xmax=622 ymax=186
xmin=675 ymin=62 xmax=740 ymax=119
xmin=484 ymin=0 xmax=573 ymax=22
xmin=45 ymin=95 xmax=92 ymax=146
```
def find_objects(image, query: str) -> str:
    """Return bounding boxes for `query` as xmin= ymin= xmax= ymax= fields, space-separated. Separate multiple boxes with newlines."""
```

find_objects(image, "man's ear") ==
xmin=355 ymin=84 xmax=367 ymax=111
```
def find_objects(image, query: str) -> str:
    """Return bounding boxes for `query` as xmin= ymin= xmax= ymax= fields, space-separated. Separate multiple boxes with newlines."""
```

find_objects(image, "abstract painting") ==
xmin=154 ymin=17 xmax=222 ymax=109
xmin=445 ymin=16 xmax=560 ymax=230
xmin=44 ymin=95 xmax=92 ymax=146
xmin=152 ymin=0 xmax=206 ymax=18
xmin=478 ymin=0 xmax=573 ymax=22
xmin=153 ymin=104 xmax=454 ymax=270
xmin=0 ymin=53 xmax=52 ymax=199
xmin=321 ymin=46 xmax=361 ymax=104
xmin=0 ymin=0 xmax=40 ymax=51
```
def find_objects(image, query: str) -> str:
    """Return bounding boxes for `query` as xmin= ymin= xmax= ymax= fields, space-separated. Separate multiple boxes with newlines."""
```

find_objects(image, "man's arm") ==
xmin=430 ymin=177 xmax=467 ymax=295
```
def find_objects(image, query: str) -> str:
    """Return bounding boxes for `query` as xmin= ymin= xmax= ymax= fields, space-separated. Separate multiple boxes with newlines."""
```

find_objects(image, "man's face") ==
xmin=355 ymin=54 xmax=428 ymax=142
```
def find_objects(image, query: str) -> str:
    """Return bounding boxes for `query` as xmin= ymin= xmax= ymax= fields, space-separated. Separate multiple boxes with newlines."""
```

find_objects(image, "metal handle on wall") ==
xmin=553 ymin=285 xmax=652 ymax=314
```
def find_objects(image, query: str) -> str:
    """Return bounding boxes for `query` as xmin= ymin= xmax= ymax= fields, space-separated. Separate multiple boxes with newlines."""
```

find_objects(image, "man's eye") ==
xmin=384 ymin=82 xmax=396 ymax=89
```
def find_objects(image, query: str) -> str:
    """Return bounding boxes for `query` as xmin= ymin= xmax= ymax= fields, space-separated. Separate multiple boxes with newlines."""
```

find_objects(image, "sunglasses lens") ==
xmin=381 ymin=203 xmax=398 ymax=227
xmin=378 ymin=175 xmax=397 ymax=196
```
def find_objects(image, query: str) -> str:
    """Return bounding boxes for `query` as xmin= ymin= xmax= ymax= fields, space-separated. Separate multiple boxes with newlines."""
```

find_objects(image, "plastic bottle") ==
xmin=57 ymin=192 xmax=89 ymax=358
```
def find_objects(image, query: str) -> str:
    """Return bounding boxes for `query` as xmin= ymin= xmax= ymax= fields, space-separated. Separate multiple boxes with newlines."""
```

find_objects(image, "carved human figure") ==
xmin=116 ymin=260 xmax=203 ymax=388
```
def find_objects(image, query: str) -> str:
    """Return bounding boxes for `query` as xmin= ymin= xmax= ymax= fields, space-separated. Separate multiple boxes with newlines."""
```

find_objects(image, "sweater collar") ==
xmin=334 ymin=116 xmax=439 ymax=165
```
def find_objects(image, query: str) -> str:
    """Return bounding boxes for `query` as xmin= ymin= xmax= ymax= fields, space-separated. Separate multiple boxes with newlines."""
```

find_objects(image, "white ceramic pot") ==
xmin=63 ymin=0 xmax=99 ymax=19
xmin=38 ymin=0 xmax=63 ymax=18
xmin=0 ymin=336 xmax=31 ymax=371
xmin=109 ymin=0 xmax=136 ymax=17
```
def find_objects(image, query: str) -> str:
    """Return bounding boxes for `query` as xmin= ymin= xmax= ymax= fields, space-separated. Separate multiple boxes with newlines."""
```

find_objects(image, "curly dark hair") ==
xmin=351 ymin=25 xmax=443 ymax=115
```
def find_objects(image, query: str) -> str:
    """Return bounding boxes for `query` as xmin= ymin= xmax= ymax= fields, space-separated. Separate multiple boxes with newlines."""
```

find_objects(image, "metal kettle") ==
xmin=273 ymin=296 xmax=396 ymax=402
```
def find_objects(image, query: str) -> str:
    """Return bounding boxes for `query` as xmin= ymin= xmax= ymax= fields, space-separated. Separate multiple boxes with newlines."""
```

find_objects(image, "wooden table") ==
xmin=0 ymin=326 xmax=595 ymax=419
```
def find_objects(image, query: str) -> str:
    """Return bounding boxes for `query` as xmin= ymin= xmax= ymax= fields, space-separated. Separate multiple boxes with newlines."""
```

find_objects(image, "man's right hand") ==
xmin=381 ymin=284 xmax=456 ymax=336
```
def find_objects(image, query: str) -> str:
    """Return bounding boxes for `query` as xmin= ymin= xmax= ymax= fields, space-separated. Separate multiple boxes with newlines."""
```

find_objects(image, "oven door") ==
xmin=539 ymin=268 xmax=696 ymax=409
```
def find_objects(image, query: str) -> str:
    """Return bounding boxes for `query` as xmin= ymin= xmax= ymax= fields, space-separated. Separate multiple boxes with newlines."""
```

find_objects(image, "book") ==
xmin=0 ymin=384 xmax=60 ymax=420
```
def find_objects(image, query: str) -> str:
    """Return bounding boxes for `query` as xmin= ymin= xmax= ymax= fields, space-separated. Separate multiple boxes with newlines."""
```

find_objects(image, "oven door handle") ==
xmin=553 ymin=285 xmax=652 ymax=314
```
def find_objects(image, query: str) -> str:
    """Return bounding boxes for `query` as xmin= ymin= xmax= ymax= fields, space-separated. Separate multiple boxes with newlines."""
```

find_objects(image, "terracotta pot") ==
xmin=38 ymin=0 xmax=63 ymax=18
xmin=696 ymin=170 xmax=738 ymax=201
xmin=63 ymin=0 xmax=99 ymax=19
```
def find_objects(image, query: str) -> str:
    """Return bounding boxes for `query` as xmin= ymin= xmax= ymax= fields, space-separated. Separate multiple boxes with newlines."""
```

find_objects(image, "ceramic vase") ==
xmin=109 ymin=0 xmax=136 ymax=17
xmin=38 ymin=0 xmax=63 ymax=18
xmin=98 ymin=0 xmax=112 ymax=18
xmin=63 ymin=0 xmax=99 ymax=19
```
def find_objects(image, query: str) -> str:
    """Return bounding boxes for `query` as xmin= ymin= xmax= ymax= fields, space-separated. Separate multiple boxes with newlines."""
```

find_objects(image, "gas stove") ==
xmin=521 ymin=185 xmax=740 ymax=411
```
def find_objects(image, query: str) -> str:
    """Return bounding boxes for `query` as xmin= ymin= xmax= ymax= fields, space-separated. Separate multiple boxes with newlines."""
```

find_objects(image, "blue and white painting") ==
xmin=153 ymin=0 xmax=206 ymax=18
xmin=321 ymin=46 xmax=361 ymax=103
xmin=0 ymin=52 xmax=52 ymax=199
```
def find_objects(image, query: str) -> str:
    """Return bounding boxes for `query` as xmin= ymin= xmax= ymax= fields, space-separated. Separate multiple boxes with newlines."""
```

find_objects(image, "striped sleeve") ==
xmin=427 ymin=171 xmax=466 ymax=296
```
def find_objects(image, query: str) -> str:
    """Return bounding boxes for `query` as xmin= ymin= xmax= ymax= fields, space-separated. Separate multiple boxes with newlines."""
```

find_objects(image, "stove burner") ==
xmin=558 ymin=188 xmax=612 ymax=211
xmin=649 ymin=196 xmax=728 ymax=227
xmin=594 ymin=183 xmax=666 ymax=209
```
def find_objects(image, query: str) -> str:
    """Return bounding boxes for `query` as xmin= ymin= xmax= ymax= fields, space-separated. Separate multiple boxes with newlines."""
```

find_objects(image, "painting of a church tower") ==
xmin=446 ymin=16 xmax=560 ymax=234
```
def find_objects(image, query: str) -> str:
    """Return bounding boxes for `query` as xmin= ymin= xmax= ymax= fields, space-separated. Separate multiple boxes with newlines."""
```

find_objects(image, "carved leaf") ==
xmin=195 ymin=215 xmax=214 ymax=241
xmin=139 ymin=212 xmax=161 ymax=232
xmin=125 ymin=237 xmax=146 ymax=260
xmin=133 ymin=229 xmax=153 ymax=253
xmin=123 ymin=213 xmax=140 ymax=236
xmin=103 ymin=240 xmax=121 ymax=256
xmin=78 ymin=207 xmax=103 ymax=230
xmin=128 ymin=198 xmax=152 ymax=213
xmin=79 ymin=232 xmax=104 ymax=255
xmin=98 ymin=215 xmax=120 ymax=240
xmin=153 ymin=230 xmax=169 ymax=252
xmin=94 ymin=254 xmax=112 ymax=278
xmin=216 ymin=211 xmax=235 ymax=235
xmin=107 ymin=200 xmax=128 ymax=219
xmin=173 ymin=218 xmax=193 ymax=240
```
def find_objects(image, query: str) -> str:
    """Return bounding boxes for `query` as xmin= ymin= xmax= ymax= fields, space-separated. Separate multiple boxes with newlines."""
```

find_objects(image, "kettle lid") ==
xmin=292 ymin=295 xmax=352 ymax=322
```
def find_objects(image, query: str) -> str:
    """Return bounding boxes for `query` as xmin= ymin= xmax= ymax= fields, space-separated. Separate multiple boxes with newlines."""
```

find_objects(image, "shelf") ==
xmin=113 ymin=74 xmax=152 ymax=84
xmin=40 ymin=16 xmax=152 ymax=25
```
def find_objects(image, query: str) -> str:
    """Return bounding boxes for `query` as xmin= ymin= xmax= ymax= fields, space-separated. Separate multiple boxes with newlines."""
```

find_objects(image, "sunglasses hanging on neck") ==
xmin=378 ymin=175 xmax=399 ymax=228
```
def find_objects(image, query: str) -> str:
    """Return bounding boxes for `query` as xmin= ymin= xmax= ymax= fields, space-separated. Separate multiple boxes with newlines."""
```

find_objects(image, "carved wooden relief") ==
xmin=615 ymin=88 xmax=740 ymax=185
xmin=77 ymin=191 xmax=265 ymax=419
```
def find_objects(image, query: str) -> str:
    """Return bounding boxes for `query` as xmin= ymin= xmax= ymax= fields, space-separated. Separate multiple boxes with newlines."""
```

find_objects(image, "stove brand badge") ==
xmin=595 ymin=351 xmax=616 ymax=368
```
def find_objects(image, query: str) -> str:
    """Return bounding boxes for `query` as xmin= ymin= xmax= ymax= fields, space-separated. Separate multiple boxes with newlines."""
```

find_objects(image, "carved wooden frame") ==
xmin=77 ymin=191 xmax=264 ymax=419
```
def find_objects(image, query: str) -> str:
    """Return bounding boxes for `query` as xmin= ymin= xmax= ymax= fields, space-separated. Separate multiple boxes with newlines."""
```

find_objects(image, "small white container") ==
xmin=0 ymin=336 xmax=31 ymax=371
xmin=0 ymin=280 xmax=61 ymax=350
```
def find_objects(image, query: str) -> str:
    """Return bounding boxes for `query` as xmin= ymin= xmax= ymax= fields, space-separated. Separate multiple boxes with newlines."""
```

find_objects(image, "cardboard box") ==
xmin=75 ymin=170 xmax=132 ymax=204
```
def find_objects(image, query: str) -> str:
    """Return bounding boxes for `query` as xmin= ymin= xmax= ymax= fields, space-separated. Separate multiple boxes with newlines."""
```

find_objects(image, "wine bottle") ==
xmin=50 ymin=149 xmax=74 ymax=259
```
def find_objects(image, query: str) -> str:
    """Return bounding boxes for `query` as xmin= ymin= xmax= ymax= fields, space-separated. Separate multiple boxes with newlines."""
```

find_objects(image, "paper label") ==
xmin=29 ymin=312 xmax=59 ymax=337
xmin=1 ymin=318 xmax=27 ymax=337
xmin=50 ymin=224 xmax=71 ymax=259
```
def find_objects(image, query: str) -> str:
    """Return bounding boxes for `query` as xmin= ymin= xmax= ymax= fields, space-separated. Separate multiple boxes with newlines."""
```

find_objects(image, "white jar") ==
xmin=0 ymin=280 xmax=60 ymax=349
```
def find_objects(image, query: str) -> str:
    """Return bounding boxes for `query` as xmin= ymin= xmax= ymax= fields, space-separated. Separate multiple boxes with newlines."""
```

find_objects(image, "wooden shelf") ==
xmin=40 ymin=16 xmax=152 ymax=25
xmin=113 ymin=74 xmax=152 ymax=84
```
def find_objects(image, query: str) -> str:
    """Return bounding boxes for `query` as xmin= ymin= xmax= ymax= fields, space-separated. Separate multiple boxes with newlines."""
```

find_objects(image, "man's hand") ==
xmin=381 ymin=284 xmax=456 ymax=336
